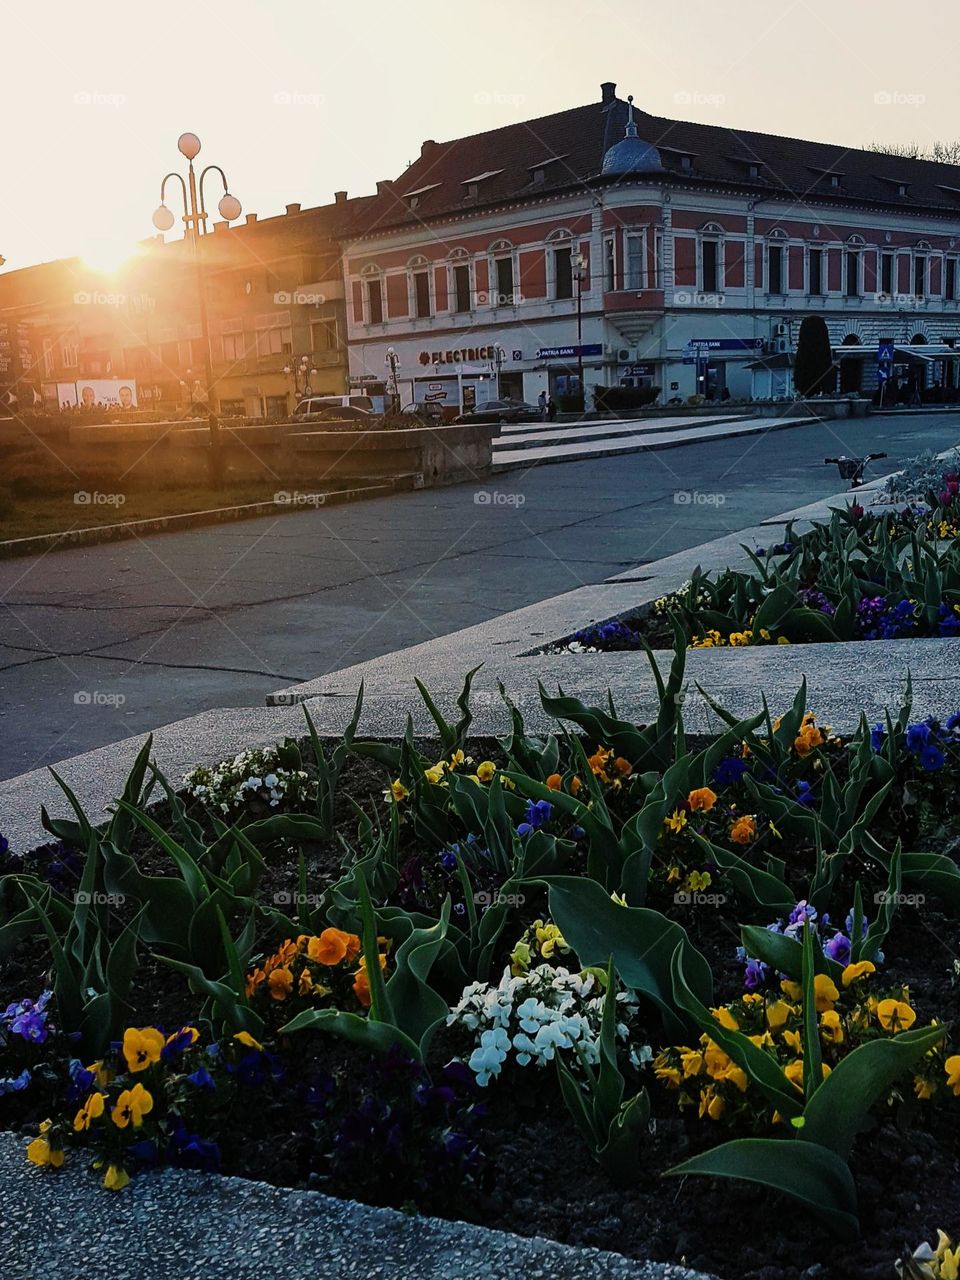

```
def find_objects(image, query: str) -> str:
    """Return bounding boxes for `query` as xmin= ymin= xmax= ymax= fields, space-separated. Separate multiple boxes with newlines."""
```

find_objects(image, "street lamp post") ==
xmin=385 ymin=347 xmax=400 ymax=412
xmin=152 ymin=133 xmax=242 ymax=486
xmin=492 ymin=345 xmax=506 ymax=398
xmin=283 ymin=354 xmax=318 ymax=407
xmin=571 ymin=249 xmax=586 ymax=414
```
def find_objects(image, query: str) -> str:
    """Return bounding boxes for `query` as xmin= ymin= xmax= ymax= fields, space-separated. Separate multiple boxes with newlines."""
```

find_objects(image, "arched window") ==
xmin=699 ymin=223 xmax=724 ymax=293
xmin=447 ymin=249 xmax=473 ymax=314
xmin=766 ymin=229 xmax=787 ymax=294
xmin=360 ymin=263 xmax=383 ymax=325
xmin=490 ymin=241 xmax=517 ymax=307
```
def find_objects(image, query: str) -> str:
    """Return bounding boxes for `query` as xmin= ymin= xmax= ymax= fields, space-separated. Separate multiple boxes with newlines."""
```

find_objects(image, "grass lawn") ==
xmin=0 ymin=480 xmax=331 ymax=541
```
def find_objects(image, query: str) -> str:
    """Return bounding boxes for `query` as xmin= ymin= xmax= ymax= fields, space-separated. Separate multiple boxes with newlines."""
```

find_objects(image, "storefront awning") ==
xmin=745 ymin=353 xmax=794 ymax=370
xmin=893 ymin=344 xmax=960 ymax=362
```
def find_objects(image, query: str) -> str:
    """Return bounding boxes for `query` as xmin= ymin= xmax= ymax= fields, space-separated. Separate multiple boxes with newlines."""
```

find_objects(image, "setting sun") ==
xmin=78 ymin=240 xmax=139 ymax=276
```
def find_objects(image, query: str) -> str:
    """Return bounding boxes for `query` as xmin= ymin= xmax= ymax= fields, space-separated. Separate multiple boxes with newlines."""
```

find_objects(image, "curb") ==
xmin=0 ymin=1134 xmax=714 ymax=1280
xmin=0 ymin=475 xmax=421 ymax=560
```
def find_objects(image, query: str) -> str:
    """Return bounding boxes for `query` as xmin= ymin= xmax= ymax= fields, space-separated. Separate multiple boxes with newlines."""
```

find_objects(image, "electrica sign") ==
xmin=419 ymin=346 xmax=495 ymax=365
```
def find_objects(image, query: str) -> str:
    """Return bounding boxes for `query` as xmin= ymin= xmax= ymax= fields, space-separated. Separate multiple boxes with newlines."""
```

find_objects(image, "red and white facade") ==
xmin=341 ymin=87 xmax=960 ymax=409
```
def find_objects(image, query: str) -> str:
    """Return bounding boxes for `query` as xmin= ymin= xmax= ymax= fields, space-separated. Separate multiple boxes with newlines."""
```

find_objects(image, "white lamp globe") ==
xmin=177 ymin=132 xmax=201 ymax=160
xmin=152 ymin=205 xmax=175 ymax=232
xmin=218 ymin=193 xmax=242 ymax=221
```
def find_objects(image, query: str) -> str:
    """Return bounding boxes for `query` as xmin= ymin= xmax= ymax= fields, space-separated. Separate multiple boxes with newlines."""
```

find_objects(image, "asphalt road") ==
xmin=2 ymin=411 xmax=958 ymax=780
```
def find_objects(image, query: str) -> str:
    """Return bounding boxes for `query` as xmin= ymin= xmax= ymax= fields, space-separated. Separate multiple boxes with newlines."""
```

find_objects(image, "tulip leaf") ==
xmin=801 ymin=1021 xmax=948 ymax=1158
xmin=530 ymin=876 xmax=712 ymax=1039
xmin=739 ymin=924 xmax=842 ymax=984
xmin=277 ymin=1006 xmax=420 ymax=1060
xmin=665 ymin=1138 xmax=859 ymax=1239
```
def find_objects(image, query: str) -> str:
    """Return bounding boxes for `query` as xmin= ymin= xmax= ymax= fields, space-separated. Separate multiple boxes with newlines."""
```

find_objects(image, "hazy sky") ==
xmin=2 ymin=0 xmax=959 ymax=273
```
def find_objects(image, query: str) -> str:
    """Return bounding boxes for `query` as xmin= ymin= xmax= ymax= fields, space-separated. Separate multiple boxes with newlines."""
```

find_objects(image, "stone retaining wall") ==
xmin=61 ymin=420 xmax=497 ymax=487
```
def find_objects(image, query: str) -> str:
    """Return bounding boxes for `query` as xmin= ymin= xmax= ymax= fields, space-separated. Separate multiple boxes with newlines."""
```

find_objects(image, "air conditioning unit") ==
xmin=774 ymin=323 xmax=788 ymax=337
xmin=617 ymin=347 xmax=632 ymax=362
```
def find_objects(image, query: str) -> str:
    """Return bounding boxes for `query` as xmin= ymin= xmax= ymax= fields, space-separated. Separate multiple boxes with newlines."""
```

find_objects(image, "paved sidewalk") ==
xmin=0 ymin=1134 xmax=711 ymax=1280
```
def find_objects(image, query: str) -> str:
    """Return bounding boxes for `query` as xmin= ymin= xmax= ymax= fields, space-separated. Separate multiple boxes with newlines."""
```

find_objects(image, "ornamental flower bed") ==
xmin=557 ymin=467 xmax=960 ymax=654
xmin=2 ymin=655 xmax=960 ymax=1280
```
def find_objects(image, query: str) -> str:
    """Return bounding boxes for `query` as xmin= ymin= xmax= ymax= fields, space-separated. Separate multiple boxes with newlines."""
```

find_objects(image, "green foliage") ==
xmin=556 ymin=959 xmax=651 ymax=1183
xmin=667 ymin=927 xmax=948 ymax=1235
xmin=794 ymin=315 xmax=835 ymax=396
xmin=279 ymin=868 xmax=450 ymax=1061
xmin=535 ymin=877 xmax=713 ymax=1039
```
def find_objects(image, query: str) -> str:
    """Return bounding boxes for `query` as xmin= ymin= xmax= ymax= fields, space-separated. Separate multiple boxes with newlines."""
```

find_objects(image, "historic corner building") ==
xmin=340 ymin=81 xmax=960 ymax=410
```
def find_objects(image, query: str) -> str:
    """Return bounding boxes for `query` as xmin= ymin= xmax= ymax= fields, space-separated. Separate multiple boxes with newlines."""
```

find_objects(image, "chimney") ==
xmin=601 ymin=81 xmax=617 ymax=104
xmin=334 ymin=190 xmax=347 ymax=204
xmin=213 ymin=220 xmax=228 ymax=231
xmin=421 ymin=139 xmax=438 ymax=157
xmin=245 ymin=213 xmax=258 ymax=224
xmin=376 ymin=180 xmax=391 ymax=194
xmin=285 ymin=202 xmax=301 ymax=215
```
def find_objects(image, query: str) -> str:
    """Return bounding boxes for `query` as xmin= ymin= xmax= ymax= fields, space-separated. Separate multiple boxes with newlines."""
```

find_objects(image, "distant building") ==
xmin=0 ymin=192 xmax=375 ymax=419
xmin=341 ymin=82 xmax=960 ymax=409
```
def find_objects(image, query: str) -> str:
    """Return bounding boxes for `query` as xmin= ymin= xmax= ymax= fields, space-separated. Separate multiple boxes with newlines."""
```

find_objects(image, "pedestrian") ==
xmin=547 ymin=396 xmax=558 ymax=422
xmin=538 ymin=389 xmax=548 ymax=420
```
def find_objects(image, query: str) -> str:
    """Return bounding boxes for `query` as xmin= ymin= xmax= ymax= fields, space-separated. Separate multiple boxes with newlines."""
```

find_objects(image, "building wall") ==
xmin=343 ymin=179 xmax=960 ymax=406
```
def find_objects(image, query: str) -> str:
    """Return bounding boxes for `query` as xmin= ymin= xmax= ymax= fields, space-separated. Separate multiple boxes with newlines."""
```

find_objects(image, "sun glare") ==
xmin=79 ymin=241 xmax=139 ymax=276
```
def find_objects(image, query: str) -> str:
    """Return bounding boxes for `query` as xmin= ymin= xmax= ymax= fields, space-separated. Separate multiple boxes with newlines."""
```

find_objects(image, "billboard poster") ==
xmin=73 ymin=379 xmax=139 ymax=409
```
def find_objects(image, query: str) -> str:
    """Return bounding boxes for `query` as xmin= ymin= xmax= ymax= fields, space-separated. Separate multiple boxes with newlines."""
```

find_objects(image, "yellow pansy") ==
xmin=841 ymin=960 xmax=876 ymax=987
xmin=121 ymin=1026 xmax=165 ymax=1074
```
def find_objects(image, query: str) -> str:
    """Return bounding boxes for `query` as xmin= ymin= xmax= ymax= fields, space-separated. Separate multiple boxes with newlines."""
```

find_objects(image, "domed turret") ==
xmin=601 ymin=96 xmax=663 ymax=176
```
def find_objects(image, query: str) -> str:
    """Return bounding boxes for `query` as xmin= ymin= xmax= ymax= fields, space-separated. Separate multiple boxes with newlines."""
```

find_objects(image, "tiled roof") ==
xmin=345 ymin=92 xmax=960 ymax=237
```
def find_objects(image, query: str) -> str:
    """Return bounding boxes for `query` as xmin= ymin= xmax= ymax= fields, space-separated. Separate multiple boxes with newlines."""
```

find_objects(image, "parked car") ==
xmin=297 ymin=404 xmax=376 ymax=424
xmin=399 ymin=401 xmax=447 ymax=424
xmin=453 ymin=398 xmax=541 ymax=424
xmin=293 ymin=394 xmax=377 ymax=417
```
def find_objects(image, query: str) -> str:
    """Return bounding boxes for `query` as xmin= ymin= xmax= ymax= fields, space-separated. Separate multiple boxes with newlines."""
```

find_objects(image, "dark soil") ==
xmin=2 ymin=735 xmax=959 ymax=1280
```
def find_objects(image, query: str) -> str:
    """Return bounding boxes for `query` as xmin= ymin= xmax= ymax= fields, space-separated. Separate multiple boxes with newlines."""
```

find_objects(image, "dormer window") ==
xmin=461 ymin=170 xmax=504 ymax=202
xmin=810 ymin=166 xmax=844 ymax=190
xmin=527 ymin=155 xmax=567 ymax=187
xmin=680 ymin=155 xmax=693 ymax=172
xmin=402 ymin=182 xmax=441 ymax=211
